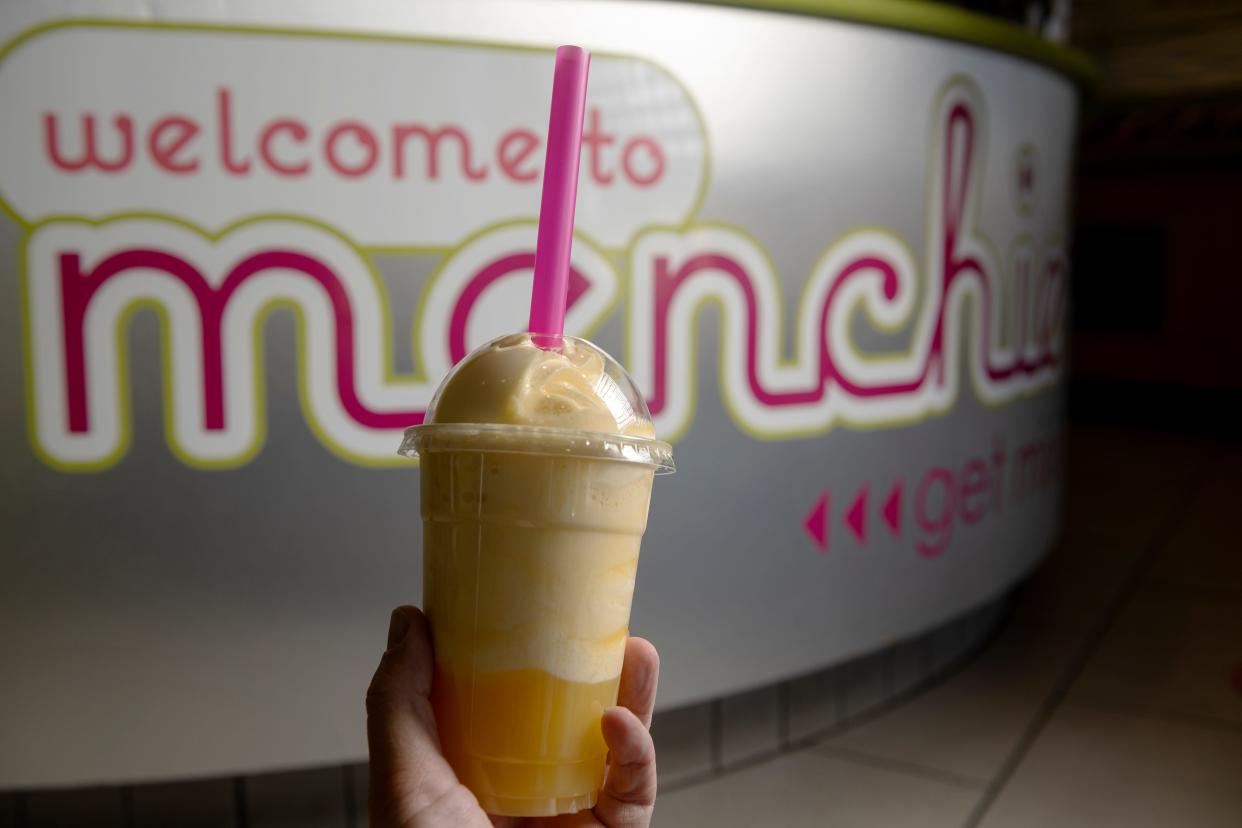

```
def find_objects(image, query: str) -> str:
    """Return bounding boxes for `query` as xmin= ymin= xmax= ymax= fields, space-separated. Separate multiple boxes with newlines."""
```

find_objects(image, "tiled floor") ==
xmin=655 ymin=428 xmax=1242 ymax=826
xmin=653 ymin=750 xmax=980 ymax=828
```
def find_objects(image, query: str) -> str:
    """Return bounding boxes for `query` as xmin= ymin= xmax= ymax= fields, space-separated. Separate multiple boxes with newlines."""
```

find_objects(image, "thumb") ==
xmin=593 ymin=706 xmax=657 ymax=828
xmin=366 ymin=606 xmax=486 ymax=826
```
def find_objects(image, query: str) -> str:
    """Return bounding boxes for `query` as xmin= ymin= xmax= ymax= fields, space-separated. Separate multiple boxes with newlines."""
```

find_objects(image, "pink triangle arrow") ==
xmin=882 ymin=480 xmax=903 ymax=538
xmin=845 ymin=484 xmax=868 ymax=545
xmin=803 ymin=491 xmax=829 ymax=553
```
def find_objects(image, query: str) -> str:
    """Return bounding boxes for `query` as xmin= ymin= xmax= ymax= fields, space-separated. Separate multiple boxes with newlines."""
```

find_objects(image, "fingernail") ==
xmin=387 ymin=608 xmax=410 ymax=650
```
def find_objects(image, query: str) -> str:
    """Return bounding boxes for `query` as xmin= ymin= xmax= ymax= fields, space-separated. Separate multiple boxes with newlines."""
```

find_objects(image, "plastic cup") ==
xmin=399 ymin=333 xmax=673 ymax=817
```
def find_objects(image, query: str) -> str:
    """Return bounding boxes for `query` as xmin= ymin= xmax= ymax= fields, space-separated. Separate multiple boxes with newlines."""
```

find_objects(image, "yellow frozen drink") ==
xmin=399 ymin=332 xmax=673 ymax=816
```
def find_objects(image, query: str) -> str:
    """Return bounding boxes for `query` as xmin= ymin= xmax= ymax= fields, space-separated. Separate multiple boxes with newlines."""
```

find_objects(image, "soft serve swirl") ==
xmin=429 ymin=333 xmax=655 ymax=437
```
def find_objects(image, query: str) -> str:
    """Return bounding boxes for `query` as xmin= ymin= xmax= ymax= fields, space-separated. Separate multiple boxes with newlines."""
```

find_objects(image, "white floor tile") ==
xmin=1071 ymin=587 xmax=1242 ymax=725
xmin=1010 ymin=534 xmax=1142 ymax=633
xmin=1062 ymin=427 xmax=1208 ymax=547
xmin=653 ymin=749 xmax=977 ymax=828
xmin=977 ymin=704 xmax=1242 ymax=828
xmin=1147 ymin=448 xmax=1242 ymax=597
xmin=827 ymin=618 xmax=1078 ymax=782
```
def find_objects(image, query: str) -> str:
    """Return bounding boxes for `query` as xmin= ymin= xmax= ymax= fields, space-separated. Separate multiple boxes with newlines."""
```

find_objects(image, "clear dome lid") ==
xmin=399 ymin=333 xmax=674 ymax=473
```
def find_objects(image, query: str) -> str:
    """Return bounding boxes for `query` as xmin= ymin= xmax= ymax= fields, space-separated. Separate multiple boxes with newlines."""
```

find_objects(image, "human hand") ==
xmin=366 ymin=605 xmax=660 ymax=827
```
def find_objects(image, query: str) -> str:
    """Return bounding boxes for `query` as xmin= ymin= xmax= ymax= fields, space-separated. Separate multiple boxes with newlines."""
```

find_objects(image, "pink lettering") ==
xmin=582 ymin=108 xmax=614 ymax=184
xmin=39 ymin=88 xmax=669 ymax=188
xmin=959 ymin=459 xmax=989 ymax=524
xmin=148 ymin=116 xmax=200 ymax=174
xmin=497 ymin=129 xmax=540 ymax=182
xmin=324 ymin=121 xmax=379 ymax=177
xmin=622 ymin=136 xmax=664 ymax=187
xmin=34 ymin=81 xmax=1066 ymax=473
xmin=1014 ymin=435 xmax=1059 ymax=500
xmin=392 ymin=124 xmax=486 ymax=181
xmin=259 ymin=119 xmax=310 ymax=176
xmin=446 ymin=253 xmax=591 ymax=364
xmin=642 ymin=101 xmax=1062 ymax=423
xmin=992 ymin=439 xmax=1006 ymax=514
xmin=915 ymin=467 xmax=956 ymax=558
xmin=216 ymin=87 xmax=251 ymax=175
xmin=43 ymin=113 xmax=134 ymax=172
xmin=58 ymin=249 xmax=419 ymax=435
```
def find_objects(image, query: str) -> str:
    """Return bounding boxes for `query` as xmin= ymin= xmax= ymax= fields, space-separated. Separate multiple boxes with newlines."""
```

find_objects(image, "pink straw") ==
xmin=529 ymin=45 xmax=590 ymax=348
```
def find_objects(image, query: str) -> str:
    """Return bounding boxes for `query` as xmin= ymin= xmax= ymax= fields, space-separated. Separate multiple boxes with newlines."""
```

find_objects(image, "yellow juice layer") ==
xmin=432 ymin=664 xmax=620 ymax=815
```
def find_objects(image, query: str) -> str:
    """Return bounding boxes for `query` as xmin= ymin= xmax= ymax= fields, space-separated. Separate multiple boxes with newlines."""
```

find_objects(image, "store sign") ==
xmin=0 ymin=5 xmax=1075 ymax=787
xmin=9 ymin=22 xmax=1064 ymax=469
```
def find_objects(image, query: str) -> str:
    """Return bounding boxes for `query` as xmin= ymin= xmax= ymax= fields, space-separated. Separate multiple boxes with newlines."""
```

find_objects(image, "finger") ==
xmin=615 ymin=638 xmax=659 ymax=729
xmin=593 ymin=707 xmax=657 ymax=828
xmin=367 ymin=606 xmax=486 ymax=826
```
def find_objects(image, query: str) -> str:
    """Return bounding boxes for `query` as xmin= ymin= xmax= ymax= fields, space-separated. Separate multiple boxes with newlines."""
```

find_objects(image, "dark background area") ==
xmin=1070 ymin=0 xmax=1242 ymax=436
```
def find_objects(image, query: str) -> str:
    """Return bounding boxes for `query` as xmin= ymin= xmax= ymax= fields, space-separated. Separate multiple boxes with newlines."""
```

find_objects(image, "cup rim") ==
xmin=399 ymin=422 xmax=676 ymax=474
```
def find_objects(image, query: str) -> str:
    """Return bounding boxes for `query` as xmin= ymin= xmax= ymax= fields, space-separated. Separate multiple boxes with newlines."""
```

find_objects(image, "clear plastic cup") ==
xmin=399 ymin=333 xmax=673 ymax=817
